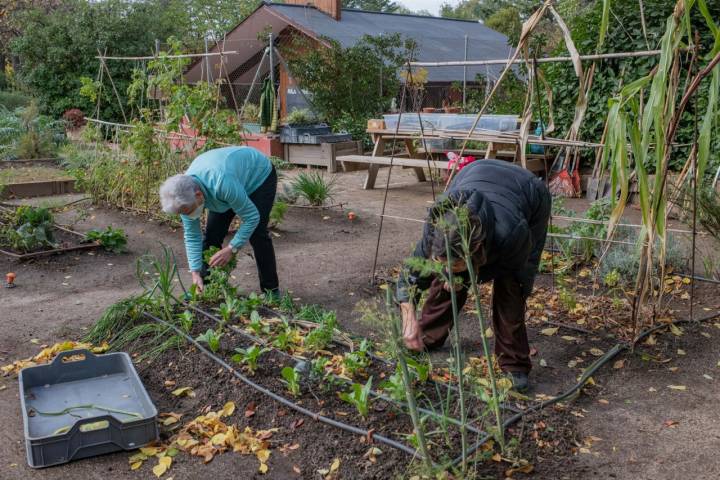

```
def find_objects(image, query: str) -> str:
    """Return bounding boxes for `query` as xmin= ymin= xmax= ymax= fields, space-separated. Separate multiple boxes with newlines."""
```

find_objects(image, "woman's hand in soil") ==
xmin=191 ymin=271 xmax=204 ymax=292
xmin=209 ymin=246 xmax=234 ymax=268
xmin=400 ymin=303 xmax=424 ymax=352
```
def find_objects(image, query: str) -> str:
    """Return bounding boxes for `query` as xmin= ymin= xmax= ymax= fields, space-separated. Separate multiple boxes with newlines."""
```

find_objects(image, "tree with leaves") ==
xmin=342 ymin=0 xmax=399 ymax=13
xmin=284 ymin=34 xmax=414 ymax=146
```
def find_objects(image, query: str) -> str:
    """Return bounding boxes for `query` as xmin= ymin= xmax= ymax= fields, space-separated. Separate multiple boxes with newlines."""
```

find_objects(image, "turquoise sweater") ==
xmin=181 ymin=146 xmax=272 ymax=271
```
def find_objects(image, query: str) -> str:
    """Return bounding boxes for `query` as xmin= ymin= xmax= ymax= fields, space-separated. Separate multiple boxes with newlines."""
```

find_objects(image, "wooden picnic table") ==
xmin=337 ymin=128 xmax=548 ymax=189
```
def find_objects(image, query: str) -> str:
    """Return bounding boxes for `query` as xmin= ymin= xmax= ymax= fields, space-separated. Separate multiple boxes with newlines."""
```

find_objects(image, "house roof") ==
xmin=267 ymin=3 xmax=514 ymax=82
xmin=184 ymin=2 xmax=514 ymax=84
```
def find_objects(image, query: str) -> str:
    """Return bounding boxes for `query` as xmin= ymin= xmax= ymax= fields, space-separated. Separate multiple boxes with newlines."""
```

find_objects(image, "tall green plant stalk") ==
xmin=442 ymin=232 xmax=468 ymax=470
xmin=384 ymin=288 xmax=432 ymax=469
xmin=461 ymin=253 xmax=505 ymax=451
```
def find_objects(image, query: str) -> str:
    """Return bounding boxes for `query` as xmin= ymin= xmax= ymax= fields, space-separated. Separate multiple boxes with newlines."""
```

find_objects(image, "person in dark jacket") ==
xmin=397 ymin=159 xmax=551 ymax=392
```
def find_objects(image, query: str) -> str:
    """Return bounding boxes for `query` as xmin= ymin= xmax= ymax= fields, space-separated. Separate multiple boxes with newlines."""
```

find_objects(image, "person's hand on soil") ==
xmin=191 ymin=271 xmax=204 ymax=292
xmin=209 ymin=246 xmax=234 ymax=267
xmin=400 ymin=303 xmax=424 ymax=352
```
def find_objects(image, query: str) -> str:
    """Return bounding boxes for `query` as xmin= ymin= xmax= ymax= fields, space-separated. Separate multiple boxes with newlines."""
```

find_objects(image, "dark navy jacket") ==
xmin=397 ymin=159 xmax=551 ymax=302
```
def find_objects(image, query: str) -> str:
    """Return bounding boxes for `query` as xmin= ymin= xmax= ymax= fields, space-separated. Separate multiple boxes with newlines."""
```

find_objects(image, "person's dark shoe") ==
xmin=508 ymin=371 xmax=529 ymax=393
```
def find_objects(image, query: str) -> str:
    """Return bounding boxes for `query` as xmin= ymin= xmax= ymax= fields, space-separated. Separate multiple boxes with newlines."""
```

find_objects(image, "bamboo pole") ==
xmin=410 ymin=49 xmax=664 ymax=68
xmin=97 ymin=51 xmax=240 ymax=61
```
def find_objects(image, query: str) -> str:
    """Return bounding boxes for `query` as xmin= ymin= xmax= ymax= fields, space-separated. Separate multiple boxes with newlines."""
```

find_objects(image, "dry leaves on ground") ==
xmin=1 ymin=341 xmax=109 ymax=376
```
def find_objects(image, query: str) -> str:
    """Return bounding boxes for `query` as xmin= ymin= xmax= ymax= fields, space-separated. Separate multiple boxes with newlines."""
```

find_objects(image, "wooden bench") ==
xmin=338 ymin=154 xmax=548 ymax=189
xmin=338 ymin=155 xmax=448 ymax=189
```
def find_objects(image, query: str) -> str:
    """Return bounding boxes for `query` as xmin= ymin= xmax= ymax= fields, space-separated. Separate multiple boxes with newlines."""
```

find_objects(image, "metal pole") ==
xmin=269 ymin=32 xmax=275 ymax=88
xmin=463 ymin=35 xmax=468 ymax=110
xmin=204 ymin=36 xmax=212 ymax=84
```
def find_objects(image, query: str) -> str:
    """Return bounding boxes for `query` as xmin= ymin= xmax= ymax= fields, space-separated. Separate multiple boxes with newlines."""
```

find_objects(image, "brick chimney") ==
xmin=283 ymin=0 xmax=341 ymax=20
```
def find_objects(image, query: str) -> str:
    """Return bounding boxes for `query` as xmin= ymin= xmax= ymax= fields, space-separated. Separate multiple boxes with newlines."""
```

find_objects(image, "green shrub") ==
xmin=85 ymin=226 xmax=128 ymax=253
xmin=290 ymin=171 xmax=336 ymax=206
xmin=0 ymin=91 xmax=32 ymax=110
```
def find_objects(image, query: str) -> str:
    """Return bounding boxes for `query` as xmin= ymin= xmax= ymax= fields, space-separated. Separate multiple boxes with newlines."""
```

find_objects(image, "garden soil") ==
xmin=1 ymin=169 xmax=719 ymax=479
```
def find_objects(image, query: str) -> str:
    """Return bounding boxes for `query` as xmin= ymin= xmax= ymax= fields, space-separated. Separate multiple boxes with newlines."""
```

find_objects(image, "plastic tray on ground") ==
xmin=19 ymin=349 xmax=158 ymax=468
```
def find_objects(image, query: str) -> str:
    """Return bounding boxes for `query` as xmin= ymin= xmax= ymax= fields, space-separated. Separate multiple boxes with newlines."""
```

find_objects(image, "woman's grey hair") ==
xmin=159 ymin=175 xmax=200 ymax=213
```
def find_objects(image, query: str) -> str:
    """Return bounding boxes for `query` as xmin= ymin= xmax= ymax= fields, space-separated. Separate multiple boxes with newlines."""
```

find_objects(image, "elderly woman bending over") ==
xmin=159 ymin=146 xmax=279 ymax=295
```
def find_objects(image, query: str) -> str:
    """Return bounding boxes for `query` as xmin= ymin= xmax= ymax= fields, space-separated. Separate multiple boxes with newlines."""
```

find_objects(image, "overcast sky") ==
xmin=400 ymin=0 xmax=449 ymax=16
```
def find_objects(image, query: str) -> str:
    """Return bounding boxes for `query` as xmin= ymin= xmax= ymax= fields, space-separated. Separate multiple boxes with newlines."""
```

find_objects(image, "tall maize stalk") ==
xmin=600 ymin=0 xmax=720 ymax=336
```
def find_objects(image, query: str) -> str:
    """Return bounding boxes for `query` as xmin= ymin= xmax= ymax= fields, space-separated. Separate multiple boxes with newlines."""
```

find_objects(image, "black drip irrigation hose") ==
xmin=142 ymin=311 xmax=423 ymax=460
xmin=187 ymin=303 xmax=489 ymax=435
xmin=451 ymin=309 xmax=720 ymax=466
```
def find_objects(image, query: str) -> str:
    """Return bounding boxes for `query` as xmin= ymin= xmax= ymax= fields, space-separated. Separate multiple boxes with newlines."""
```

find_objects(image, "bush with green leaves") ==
xmin=284 ymin=108 xmax=316 ymax=126
xmin=0 ymin=205 xmax=56 ymax=252
xmin=85 ymin=226 xmax=127 ymax=253
xmin=0 ymin=91 xmax=32 ymax=110
xmin=290 ymin=172 xmax=336 ymax=206
xmin=284 ymin=34 xmax=413 ymax=146
xmin=0 ymin=102 xmax=65 ymax=160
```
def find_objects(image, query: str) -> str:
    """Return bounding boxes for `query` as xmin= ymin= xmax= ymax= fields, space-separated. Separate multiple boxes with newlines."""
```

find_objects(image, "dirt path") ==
xmin=1 ymin=169 xmax=719 ymax=478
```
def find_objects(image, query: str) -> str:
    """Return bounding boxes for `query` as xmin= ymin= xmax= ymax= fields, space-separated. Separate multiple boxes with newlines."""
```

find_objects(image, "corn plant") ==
xmin=281 ymin=366 xmax=301 ymax=397
xmin=599 ymin=0 xmax=720 ymax=333
xmin=232 ymin=345 xmax=270 ymax=374
xmin=196 ymin=328 xmax=222 ymax=353
xmin=338 ymin=377 xmax=373 ymax=418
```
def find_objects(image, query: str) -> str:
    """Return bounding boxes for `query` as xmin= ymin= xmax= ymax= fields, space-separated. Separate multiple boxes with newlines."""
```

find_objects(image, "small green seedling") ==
xmin=379 ymin=367 xmax=405 ymax=402
xmin=247 ymin=310 xmax=270 ymax=336
xmin=178 ymin=310 xmax=194 ymax=333
xmin=342 ymin=340 xmax=371 ymax=377
xmin=196 ymin=328 xmax=223 ymax=353
xmin=406 ymin=357 xmax=431 ymax=383
xmin=339 ymin=377 xmax=373 ymax=418
xmin=218 ymin=297 xmax=241 ymax=325
xmin=232 ymin=344 xmax=270 ymax=374
xmin=281 ymin=366 xmax=301 ymax=397
xmin=310 ymin=356 xmax=330 ymax=379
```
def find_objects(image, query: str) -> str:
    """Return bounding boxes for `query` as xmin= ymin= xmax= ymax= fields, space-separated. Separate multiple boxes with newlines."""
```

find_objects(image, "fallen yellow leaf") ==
xmin=667 ymin=385 xmax=687 ymax=391
xmin=561 ymin=335 xmax=577 ymax=342
xmin=256 ymin=449 xmax=271 ymax=463
xmin=140 ymin=447 xmax=160 ymax=456
xmin=152 ymin=456 xmax=171 ymax=477
xmin=330 ymin=457 xmax=340 ymax=472
xmin=259 ymin=463 xmax=268 ymax=474
xmin=130 ymin=461 xmax=143 ymax=470
xmin=171 ymin=387 xmax=195 ymax=398
xmin=669 ymin=324 xmax=683 ymax=336
xmin=541 ymin=327 xmax=559 ymax=336
xmin=589 ymin=348 xmax=604 ymax=356
xmin=221 ymin=401 xmax=236 ymax=417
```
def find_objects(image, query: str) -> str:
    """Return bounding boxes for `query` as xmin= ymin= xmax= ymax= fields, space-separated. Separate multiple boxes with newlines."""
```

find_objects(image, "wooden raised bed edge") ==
xmin=0 ymin=224 xmax=100 ymax=260
xmin=0 ymin=179 xmax=76 ymax=199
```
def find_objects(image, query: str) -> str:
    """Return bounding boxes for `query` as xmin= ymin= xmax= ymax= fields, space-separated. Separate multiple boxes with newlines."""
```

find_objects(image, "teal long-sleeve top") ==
xmin=181 ymin=146 xmax=272 ymax=272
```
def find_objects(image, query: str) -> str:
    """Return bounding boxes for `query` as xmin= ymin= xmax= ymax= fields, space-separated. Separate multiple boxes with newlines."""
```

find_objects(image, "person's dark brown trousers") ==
xmin=418 ymin=274 xmax=531 ymax=373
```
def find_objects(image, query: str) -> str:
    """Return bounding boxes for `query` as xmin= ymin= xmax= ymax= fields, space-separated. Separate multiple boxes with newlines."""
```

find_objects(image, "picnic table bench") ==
xmin=337 ymin=128 xmax=548 ymax=189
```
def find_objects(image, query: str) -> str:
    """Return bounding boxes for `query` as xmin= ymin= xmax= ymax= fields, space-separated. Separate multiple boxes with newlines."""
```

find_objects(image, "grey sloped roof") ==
xmin=268 ymin=3 xmax=514 ymax=82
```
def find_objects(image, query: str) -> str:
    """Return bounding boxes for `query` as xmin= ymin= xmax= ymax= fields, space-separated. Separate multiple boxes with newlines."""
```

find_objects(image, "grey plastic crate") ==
xmin=19 ymin=349 xmax=158 ymax=468
xmin=280 ymin=124 xmax=331 ymax=137
xmin=281 ymin=133 xmax=353 ymax=144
